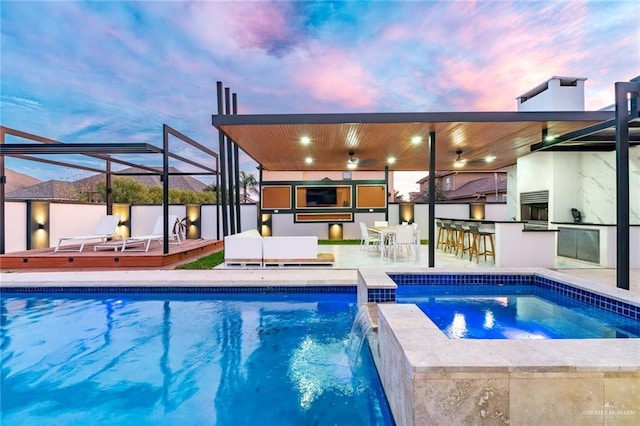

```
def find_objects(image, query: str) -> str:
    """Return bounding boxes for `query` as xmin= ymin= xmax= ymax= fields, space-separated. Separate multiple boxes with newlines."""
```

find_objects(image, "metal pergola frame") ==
xmin=0 ymin=125 xmax=219 ymax=254
xmin=212 ymin=78 xmax=639 ymax=290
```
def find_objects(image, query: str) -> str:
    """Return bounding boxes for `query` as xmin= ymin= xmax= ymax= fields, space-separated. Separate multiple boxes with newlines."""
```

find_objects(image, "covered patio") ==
xmin=212 ymin=78 xmax=639 ymax=289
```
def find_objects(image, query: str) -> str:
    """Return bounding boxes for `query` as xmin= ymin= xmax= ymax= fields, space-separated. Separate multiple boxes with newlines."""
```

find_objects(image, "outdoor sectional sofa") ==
xmin=223 ymin=229 xmax=334 ymax=267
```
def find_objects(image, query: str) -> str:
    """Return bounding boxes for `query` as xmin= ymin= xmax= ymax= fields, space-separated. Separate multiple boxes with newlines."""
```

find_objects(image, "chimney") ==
xmin=517 ymin=76 xmax=586 ymax=111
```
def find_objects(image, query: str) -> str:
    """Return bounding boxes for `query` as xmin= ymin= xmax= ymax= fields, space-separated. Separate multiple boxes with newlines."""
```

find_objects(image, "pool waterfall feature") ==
xmin=347 ymin=305 xmax=374 ymax=369
xmin=356 ymin=268 xmax=640 ymax=425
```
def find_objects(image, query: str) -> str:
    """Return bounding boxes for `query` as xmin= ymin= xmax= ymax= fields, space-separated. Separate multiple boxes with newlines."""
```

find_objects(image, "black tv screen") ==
xmin=306 ymin=187 xmax=337 ymax=206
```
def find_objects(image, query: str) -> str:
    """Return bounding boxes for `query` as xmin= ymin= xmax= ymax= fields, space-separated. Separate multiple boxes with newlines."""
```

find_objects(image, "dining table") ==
xmin=367 ymin=225 xmax=420 ymax=260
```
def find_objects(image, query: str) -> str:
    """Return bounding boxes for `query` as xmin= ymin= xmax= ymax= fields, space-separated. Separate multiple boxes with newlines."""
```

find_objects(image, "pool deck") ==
xmin=1 ymin=244 xmax=638 ymax=294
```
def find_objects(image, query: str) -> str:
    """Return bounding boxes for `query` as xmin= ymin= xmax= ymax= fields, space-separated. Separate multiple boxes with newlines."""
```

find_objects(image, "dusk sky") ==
xmin=1 ymin=0 xmax=639 ymax=196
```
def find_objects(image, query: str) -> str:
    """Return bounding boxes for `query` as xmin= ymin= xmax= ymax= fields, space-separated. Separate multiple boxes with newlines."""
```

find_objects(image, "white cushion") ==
xmin=263 ymin=236 xmax=318 ymax=260
xmin=224 ymin=229 xmax=263 ymax=260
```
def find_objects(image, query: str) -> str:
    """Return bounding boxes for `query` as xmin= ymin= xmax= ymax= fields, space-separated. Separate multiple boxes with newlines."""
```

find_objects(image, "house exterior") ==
xmin=411 ymin=170 xmax=507 ymax=202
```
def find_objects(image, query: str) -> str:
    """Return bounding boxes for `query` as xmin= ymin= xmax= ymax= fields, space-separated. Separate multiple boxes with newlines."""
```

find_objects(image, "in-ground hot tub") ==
xmin=357 ymin=268 xmax=640 ymax=425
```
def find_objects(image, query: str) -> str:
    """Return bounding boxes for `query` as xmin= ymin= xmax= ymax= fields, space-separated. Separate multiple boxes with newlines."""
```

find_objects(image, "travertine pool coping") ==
xmin=0 ymin=269 xmax=358 ymax=287
xmin=357 ymin=267 xmax=640 ymax=425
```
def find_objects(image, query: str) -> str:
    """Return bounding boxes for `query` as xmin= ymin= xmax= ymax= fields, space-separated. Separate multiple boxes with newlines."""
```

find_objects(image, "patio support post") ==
xmin=615 ymin=80 xmax=640 ymax=290
xmin=258 ymin=165 xmax=263 ymax=233
xmin=233 ymin=93 xmax=242 ymax=232
xmin=215 ymin=155 xmax=220 ymax=241
xmin=216 ymin=82 xmax=229 ymax=237
xmin=225 ymin=87 xmax=236 ymax=235
xmin=106 ymin=159 xmax=113 ymax=215
xmin=162 ymin=124 xmax=170 ymax=255
xmin=428 ymin=131 xmax=436 ymax=268
xmin=384 ymin=165 xmax=389 ymax=222
xmin=0 ymin=127 xmax=5 ymax=254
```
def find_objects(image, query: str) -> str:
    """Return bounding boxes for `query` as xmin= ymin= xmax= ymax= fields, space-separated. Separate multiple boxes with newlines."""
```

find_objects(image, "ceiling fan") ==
xmin=347 ymin=151 xmax=359 ymax=169
xmin=453 ymin=150 xmax=496 ymax=168
xmin=346 ymin=151 xmax=377 ymax=169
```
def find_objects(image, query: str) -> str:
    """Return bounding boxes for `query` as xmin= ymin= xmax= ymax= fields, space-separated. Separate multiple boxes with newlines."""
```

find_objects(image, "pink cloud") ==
xmin=226 ymin=3 xmax=296 ymax=55
xmin=380 ymin=25 xmax=413 ymax=43
xmin=293 ymin=47 xmax=378 ymax=109
xmin=176 ymin=2 xmax=298 ymax=57
xmin=433 ymin=0 xmax=591 ymax=110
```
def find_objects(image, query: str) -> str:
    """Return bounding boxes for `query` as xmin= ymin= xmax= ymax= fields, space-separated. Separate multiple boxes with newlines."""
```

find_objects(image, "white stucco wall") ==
xmin=49 ymin=203 xmax=111 ymax=247
xmin=484 ymin=203 xmax=508 ymax=221
xmin=434 ymin=203 xmax=470 ymax=220
xmin=200 ymin=205 xmax=219 ymax=239
xmin=130 ymin=205 xmax=186 ymax=236
xmin=4 ymin=201 xmax=27 ymax=253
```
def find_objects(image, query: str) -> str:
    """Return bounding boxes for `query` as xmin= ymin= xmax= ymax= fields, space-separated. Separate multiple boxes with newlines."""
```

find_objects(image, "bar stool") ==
xmin=477 ymin=224 xmax=495 ymax=263
xmin=467 ymin=224 xmax=481 ymax=262
xmin=435 ymin=220 xmax=448 ymax=251
xmin=443 ymin=222 xmax=457 ymax=253
xmin=453 ymin=222 xmax=472 ymax=258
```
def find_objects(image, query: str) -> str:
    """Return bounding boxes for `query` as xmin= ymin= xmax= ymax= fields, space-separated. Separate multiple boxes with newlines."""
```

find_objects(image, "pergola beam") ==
xmin=0 ymin=124 xmax=218 ymax=255
xmin=615 ymin=80 xmax=640 ymax=290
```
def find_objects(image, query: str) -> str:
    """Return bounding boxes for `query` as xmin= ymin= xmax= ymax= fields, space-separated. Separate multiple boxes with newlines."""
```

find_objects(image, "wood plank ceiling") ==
xmin=214 ymin=112 xmax=614 ymax=171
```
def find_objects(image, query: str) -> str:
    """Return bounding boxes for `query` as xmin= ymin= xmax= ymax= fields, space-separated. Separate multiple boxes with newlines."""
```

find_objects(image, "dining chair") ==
xmin=392 ymin=224 xmax=416 ymax=261
xmin=359 ymin=222 xmax=380 ymax=252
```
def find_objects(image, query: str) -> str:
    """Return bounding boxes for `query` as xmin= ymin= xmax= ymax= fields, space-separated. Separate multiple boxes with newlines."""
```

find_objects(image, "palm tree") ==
xmin=239 ymin=171 xmax=258 ymax=203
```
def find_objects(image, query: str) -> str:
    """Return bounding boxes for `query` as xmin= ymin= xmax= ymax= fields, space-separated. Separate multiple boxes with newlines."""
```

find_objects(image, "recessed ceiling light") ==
xmin=300 ymin=136 xmax=311 ymax=145
xmin=305 ymin=157 xmax=313 ymax=164
xmin=485 ymin=155 xmax=496 ymax=163
xmin=411 ymin=136 xmax=422 ymax=145
xmin=387 ymin=156 xmax=396 ymax=164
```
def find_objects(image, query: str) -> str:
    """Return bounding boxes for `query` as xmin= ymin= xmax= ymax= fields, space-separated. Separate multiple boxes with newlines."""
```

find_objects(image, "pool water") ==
xmin=1 ymin=292 xmax=393 ymax=425
xmin=397 ymin=285 xmax=640 ymax=339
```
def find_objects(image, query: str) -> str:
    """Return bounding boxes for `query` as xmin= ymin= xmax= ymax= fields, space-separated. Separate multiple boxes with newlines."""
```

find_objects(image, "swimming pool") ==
xmin=1 ymin=291 xmax=394 ymax=425
xmin=397 ymin=284 xmax=640 ymax=339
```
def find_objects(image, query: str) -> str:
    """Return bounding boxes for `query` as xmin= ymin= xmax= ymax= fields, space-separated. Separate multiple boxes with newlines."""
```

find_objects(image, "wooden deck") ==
xmin=0 ymin=239 xmax=223 ymax=271
xmin=262 ymin=252 xmax=335 ymax=267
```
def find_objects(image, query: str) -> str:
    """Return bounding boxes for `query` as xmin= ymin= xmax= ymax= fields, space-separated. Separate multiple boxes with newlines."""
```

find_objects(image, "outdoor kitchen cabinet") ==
xmin=557 ymin=226 xmax=600 ymax=264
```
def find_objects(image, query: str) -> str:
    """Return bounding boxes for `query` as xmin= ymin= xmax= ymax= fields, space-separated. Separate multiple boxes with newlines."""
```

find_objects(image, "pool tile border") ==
xmin=2 ymin=285 xmax=356 ymax=294
xmin=383 ymin=272 xmax=640 ymax=320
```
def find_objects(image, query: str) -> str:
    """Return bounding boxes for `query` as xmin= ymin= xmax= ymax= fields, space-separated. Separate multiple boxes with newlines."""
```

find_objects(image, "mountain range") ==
xmin=5 ymin=167 xmax=208 ymax=200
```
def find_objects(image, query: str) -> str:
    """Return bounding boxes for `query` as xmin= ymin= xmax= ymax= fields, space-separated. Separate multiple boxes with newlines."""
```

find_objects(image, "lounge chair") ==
xmin=55 ymin=214 xmax=121 ymax=252
xmin=121 ymin=215 xmax=182 ymax=252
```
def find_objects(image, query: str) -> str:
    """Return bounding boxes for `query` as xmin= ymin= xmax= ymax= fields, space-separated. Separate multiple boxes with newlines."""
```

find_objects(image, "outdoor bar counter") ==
xmin=437 ymin=218 xmax=559 ymax=268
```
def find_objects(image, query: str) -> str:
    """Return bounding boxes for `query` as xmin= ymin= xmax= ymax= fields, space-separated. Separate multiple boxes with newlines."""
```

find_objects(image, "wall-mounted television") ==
xmin=306 ymin=187 xmax=337 ymax=206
